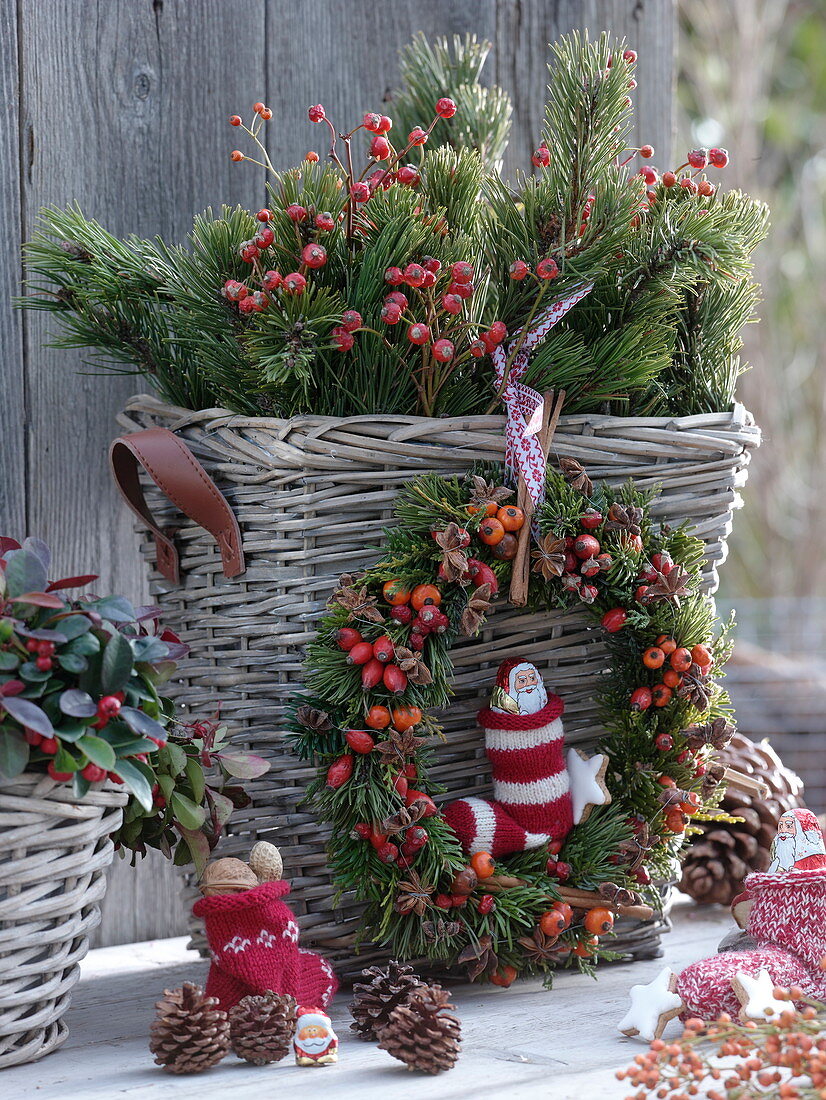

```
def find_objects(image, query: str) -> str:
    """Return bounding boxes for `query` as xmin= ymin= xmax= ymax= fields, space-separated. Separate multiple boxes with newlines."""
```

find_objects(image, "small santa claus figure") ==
xmin=293 ymin=1006 xmax=338 ymax=1066
xmin=767 ymin=808 xmax=826 ymax=873
xmin=443 ymin=657 xmax=573 ymax=858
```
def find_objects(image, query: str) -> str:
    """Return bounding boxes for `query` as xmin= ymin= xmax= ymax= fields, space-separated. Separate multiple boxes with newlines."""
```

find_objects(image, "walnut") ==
xmin=198 ymin=857 xmax=259 ymax=896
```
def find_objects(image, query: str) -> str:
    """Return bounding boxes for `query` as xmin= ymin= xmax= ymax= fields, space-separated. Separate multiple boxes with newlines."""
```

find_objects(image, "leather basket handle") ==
xmin=109 ymin=427 xmax=246 ymax=584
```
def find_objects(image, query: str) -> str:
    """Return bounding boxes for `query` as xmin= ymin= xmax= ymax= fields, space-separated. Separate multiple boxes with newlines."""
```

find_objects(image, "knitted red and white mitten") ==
xmin=443 ymin=694 xmax=573 ymax=857
xmin=192 ymin=880 xmax=338 ymax=1011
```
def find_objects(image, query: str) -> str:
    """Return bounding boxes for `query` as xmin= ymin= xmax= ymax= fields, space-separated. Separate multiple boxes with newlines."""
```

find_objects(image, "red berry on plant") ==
xmin=390 ymin=604 xmax=413 ymax=625
xmin=351 ymin=182 xmax=370 ymax=203
xmin=82 ymin=762 xmax=107 ymax=782
xmin=300 ymin=243 xmax=327 ymax=269
xmin=385 ymin=266 xmax=404 ymax=285
xmin=407 ymin=323 xmax=430 ymax=345
xmin=283 ymin=272 xmax=306 ymax=294
xmin=448 ymin=280 xmax=473 ymax=300
xmin=573 ymin=533 xmax=600 ymax=559
xmin=370 ymin=135 xmax=391 ymax=159
xmin=341 ymin=310 xmax=362 ymax=333
xmin=35 ymin=656 xmax=52 ymax=671
xmin=435 ymin=97 xmax=457 ymax=118
xmin=26 ymin=639 xmax=39 ymax=653
xmin=640 ymin=165 xmax=658 ymax=185
xmin=655 ymin=733 xmax=674 ymax=752
xmin=420 ymin=270 xmax=437 ymax=288
xmin=698 ymin=179 xmax=715 ymax=197
xmin=680 ymin=177 xmax=698 ymax=194
xmin=262 ymin=270 xmax=282 ymax=292
xmin=252 ymin=101 xmax=264 ymax=115
xmin=259 ymin=107 xmax=274 ymax=120
xmin=509 ymin=260 xmax=529 ymax=280
xmin=630 ymin=687 xmax=653 ymax=712
xmin=229 ymin=115 xmax=241 ymax=127
xmin=315 ymin=211 xmax=335 ymax=231
xmin=286 ymin=203 xmax=307 ymax=222
xmin=469 ymin=339 xmax=487 ymax=358
xmin=409 ymin=632 xmax=425 ymax=651
xmin=396 ymin=164 xmax=420 ymax=186
xmin=40 ymin=737 xmax=58 ymax=755
xmin=47 ymin=762 xmax=73 ymax=782
xmin=336 ymin=627 xmax=363 ymax=651
xmin=435 ymin=894 xmax=453 ymax=910
xmin=422 ymin=256 xmax=441 ymax=274
xmin=238 ymin=297 xmax=256 ymax=314
xmin=623 ymin=48 xmax=637 ymax=63
xmin=477 ymin=894 xmax=496 ymax=915
xmin=640 ymin=144 xmax=654 ymax=158
xmin=378 ymin=115 xmax=392 ymax=133
xmin=230 ymin=150 xmax=244 ymax=162
xmin=256 ymin=209 xmax=272 ymax=222
xmin=381 ymin=301 xmax=402 ymax=324
xmin=450 ymin=261 xmax=474 ymax=285
xmin=239 ymin=243 xmax=259 ymax=263
xmin=254 ymin=225 xmax=274 ymax=248
xmin=384 ymin=291 xmax=407 ymax=310
xmin=332 ymin=326 xmax=355 ymax=351
xmin=431 ymin=339 xmax=454 ymax=363
xmin=708 ymin=147 xmax=729 ymax=168
xmin=687 ymin=148 xmax=708 ymax=169
xmin=98 ymin=695 xmax=122 ymax=718
xmin=407 ymin=127 xmax=428 ymax=146
xmin=579 ymin=583 xmax=598 ymax=603
xmin=363 ymin=112 xmax=381 ymax=132
xmin=531 ymin=143 xmax=551 ymax=167
xmin=441 ymin=293 xmax=462 ymax=315
xmin=487 ymin=321 xmax=508 ymax=344
xmin=536 ymin=258 xmax=559 ymax=280
xmin=662 ymin=171 xmax=677 ymax=187
xmin=305 ymin=151 xmax=319 ymax=162
xmin=308 ymin=104 xmax=326 ymax=122
xmin=403 ymin=263 xmax=426 ymax=287
xmin=580 ymin=508 xmax=603 ymax=530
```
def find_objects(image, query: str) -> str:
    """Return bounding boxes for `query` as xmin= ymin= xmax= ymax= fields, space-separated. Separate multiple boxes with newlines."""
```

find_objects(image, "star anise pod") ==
xmin=617 ymin=822 xmax=659 ymax=871
xmin=457 ymin=933 xmax=499 ymax=982
xmin=658 ymin=787 xmax=692 ymax=811
xmin=558 ymin=457 xmax=593 ymax=496
xmin=295 ymin=704 xmax=331 ymax=732
xmin=517 ymin=927 xmax=558 ymax=965
xmin=701 ymin=762 xmax=726 ymax=798
xmin=604 ymin=503 xmax=643 ymax=536
xmin=394 ymin=874 xmax=435 ymax=917
xmin=330 ymin=574 xmax=384 ymax=623
xmin=433 ymin=522 xmax=470 ymax=583
xmin=381 ymin=802 xmax=426 ymax=836
xmin=561 ymin=573 xmax=582 ymax=593
xmin=685 ymin=717 xmax=735 ymax=751
xmin=531 ymin=534 xmax=566 ymax=580
xmin=373 ymin=727 xmax=427 ymax=765
xmin=394 ymin=646 xmax=433 ymax=686
xmin=468 ymin=474 xmax=513 ymax=512
xmin=642 ymin=569 xmax=692 ymax=605
xmin=678 ymin=672 xmax=711 ymax=712
xmin=460 ymin=582 xmax=492 ymax=636
xmin=422 ymin=918 xmax=461 ymax=943
xmin=598 ymin=882 xmax=641 ymax=909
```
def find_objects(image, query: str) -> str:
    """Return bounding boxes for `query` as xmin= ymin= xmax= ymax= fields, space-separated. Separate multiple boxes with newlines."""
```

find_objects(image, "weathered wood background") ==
xmin=0 ymin=0 xmax=675 ymax=946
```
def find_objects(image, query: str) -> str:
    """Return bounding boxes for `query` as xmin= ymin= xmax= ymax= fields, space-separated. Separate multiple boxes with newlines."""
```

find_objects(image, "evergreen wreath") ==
xmin=290 ymin=462 xmax=735 ymax=984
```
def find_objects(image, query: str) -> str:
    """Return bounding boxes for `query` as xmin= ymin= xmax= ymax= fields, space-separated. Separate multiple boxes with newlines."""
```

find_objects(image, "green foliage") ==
xmin=0 ymin=536 xmax=267 ymax=871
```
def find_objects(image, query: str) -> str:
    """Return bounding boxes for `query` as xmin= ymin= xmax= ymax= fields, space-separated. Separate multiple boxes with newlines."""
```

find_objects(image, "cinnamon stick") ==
xmin=723 ymin=767 xmax=769 ymax=799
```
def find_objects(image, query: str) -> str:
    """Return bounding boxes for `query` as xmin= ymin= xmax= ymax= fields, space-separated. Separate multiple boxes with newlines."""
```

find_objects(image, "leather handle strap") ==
xmin=109 ymin=427 xmax=245 ymax=584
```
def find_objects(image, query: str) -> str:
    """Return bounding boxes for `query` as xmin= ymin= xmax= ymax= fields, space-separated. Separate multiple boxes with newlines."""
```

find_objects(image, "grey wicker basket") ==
xmin=114 ymin=393 xmax=760 ymax=972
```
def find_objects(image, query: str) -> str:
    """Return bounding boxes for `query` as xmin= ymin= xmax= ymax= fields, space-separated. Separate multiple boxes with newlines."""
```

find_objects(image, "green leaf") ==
xmin=20 ymin=661 xmax=51 ymax=682
xmin=77 ymin=734 xmax=117 ymax=771
xmin=53 ymin=614 xmax=92 ymax=640
xmin=83 ymin=596 xmax=136 ymax=623
xmin=112 ymin=736 xmax=158 ymax=757
xmin=1 ymin=695 xmax=53 ymax=735
xmin=173 ymin=837 xmax=192 ymax=866
xmin=206 ymin=788 xmax=234 ymax=831
xmin=157 ymin=773 xmax=176 ymax=799
xmin=57 ymin=653 xmax=87 ymax=674
xmin=170 ymin=791 xmax=207 ymax=830
xmin=215 ymin=750 xmax=270 ymax=780
xmin=111 ymin=757 xmax=153 ymax=811
xmin=72 ymin=772 xmax=91 ymax=800
xmin=54 ymin=744 xmax=80 ymax=772
xmin=0 ymin=729 xmax=29 ymax=779
xmin=101 ymin=632 xmax=134 ymax=693
xmin=163 ymin=742 xmax=188 ymax=776
xmin=53 ymin=721 xmax=89 ymax=744
xmin=119 ymin=706 xmax=167 ymax=744
xmin=0 ymin=651 xmax=20 ymax=670
xmin=4 ymin=549 xmax=47 ymax=598
xmin=59 ymin=689 xmax=97 ymax=718
xmin=63 ymin=632 xmax=100 ymax=656
xmin=178 ymin=827 xmax=211 ymax=874
xmin=184 ymin=757 xmax=206 ymax=804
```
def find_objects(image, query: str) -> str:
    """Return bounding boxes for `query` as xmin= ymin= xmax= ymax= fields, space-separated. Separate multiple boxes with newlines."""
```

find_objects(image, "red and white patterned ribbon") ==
xmin=492 ymin=282 xmax=593 ymax=505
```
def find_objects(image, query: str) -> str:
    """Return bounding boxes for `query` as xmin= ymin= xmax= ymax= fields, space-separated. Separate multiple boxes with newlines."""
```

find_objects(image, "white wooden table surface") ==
xmin=3 ymin=897 xmax=729 ymax=1100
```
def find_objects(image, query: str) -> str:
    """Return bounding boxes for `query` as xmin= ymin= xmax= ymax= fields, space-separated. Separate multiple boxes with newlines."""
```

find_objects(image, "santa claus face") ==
xmin=511 ymin=663 xmax=548 ymax=715
xmin=296 ymin=1023 xmax=333 ymax=1055
xmin=777 ymin=814 xmax=796 ymax=838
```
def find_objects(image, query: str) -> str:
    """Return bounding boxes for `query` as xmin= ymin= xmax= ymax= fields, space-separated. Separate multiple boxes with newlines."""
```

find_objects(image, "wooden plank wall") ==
xmin=0 ymin=0 xmax=675 ymax=946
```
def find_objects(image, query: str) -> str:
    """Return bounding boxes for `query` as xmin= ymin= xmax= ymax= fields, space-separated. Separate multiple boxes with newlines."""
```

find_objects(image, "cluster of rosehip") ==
xmin=337 ymin=624 xmax=410 ymax=693
xmin=636 ymin=144 xmax=729 ymax=214
xmin=472 ymin=504 xmax=526 ymax=562
xmin=26 ymin=691 xmax=125 ymax=784
xmin=560 ymin=508 xmax=623 ymax=603
xmin=629 ymin=630 xmax=714 ymax=717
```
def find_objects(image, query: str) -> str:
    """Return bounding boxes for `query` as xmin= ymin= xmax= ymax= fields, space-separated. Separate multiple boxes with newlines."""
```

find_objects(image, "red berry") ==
xmin=283 ymin=272 xmax=306 ymax=294
xmin=573 ymin=533 xmax=600 ymax=559
xmin=378 ymin=115 xmax=392 ymax=133
xmin=420 ymin=270 xmax=437 ymax=288
xmin=385 ymin=290 xmax=408 ymax=309
xmin=308 ymin=104 xmax=325 ymax=122
xmin=435 ymin=97 xmax=457 ymax=118
xmin=361 ymin=658 xmax=384 ymax=690
xmin=531 ymin=143 xmax=551 ymax=167
xmin=469 ymin=339 xmax=487 ymax=358
xmin=396 ymin=164 xmax=420 ymax=186
xmin=40 ymin=737 xmax=58 ymax=755
xmin=363 ymin=112 xmax=381 ymax=132
xmin=634 ymin=585 xmax=650 ymax=603
xmin=47 ymin=762 xmax=73 ymax=782
xmin=382 ymin=664 xmax=408 ymax=695
xmin=352 ymin=822 xmax=372 ymax=840
xmin=26 ymin=638 xmax=39 ymax=653
xmin=238 ymin=297 xmax=256 ymax=315
xmin=448 ymin=280 xmax=473 ymax=300
xmin=254 ymin=225 xmax=274 ymax=247
xmin=35 ymin=656 xmax=52 ymax=671
xmin=332 ymin=326 xmax=355 ymax=351
xmin=509 ymin=260 xmax=529 ymax=280
xmin=651 ymin=552 xmax=673 ymax=576
xmin=403 ymin=263 xmax=426 ymax=288
xmin=301 ymin=243 xmax=327 ymax=269
xmin=347 ymin=641 xmax=374 ymax=666
xmin=655 ymin=733 xmax=674 ymax=752
xmin=262 ymin=270 xmax=282 ymax=292
xmin=708 ymin=147 xmax=729 ymax=168
xmin=580 ymin=508 xmax=603 ymax=530
xmin=630 ymin=687 xmax=653 ymax=712
xmin=315 ymin=211 xmax=335 ymax=231
xmin=385 ymin=266 xmax=404 ymax=285
xmin=286 ymin=203 xmax=307 ymax=222
xmin=698 ymin=179 xmax=715 ymax=197
xmin=536 ymin=257 xmax=559 ymax=279
xmin=680 ymin=177 xmax=699 ymax=194
xmin=407 ymin=323 xmax=430 ymax=346
xmin=579 ymin=584 xmax=598 ymax=603
xmin=82 ymin=762 xmax=107 ymax=782
xmin=407 ymin=127 xmax=428 ymax=146
xmin=372 ymin=635 xmax=394 ymax=663
xmin=487 ymin=321 xmax=507 ymax=344
xmin=24 ymin=729 xmax=42 ymax=746
xmin=390 ymin=605 xmax=413 ymax=625
xmin=351 ymin=182 xmax=370 ymax=203
xmin=229 ymin=115 xmax=242 ymax=127
xmin=259 ymin=107 xmax=272 ymax=121
xmin=662 ymin=171 xmax=677 ymax=187
xmin=305 ymin=150 xmax=319 ymax=162
xmin=431 ymin=339 xmax=454 ymax=363
xmin=477 ymin=894 xmax=496 ymax=915
xmin=98 ymin=695 xmax=122 ymax=718
xmin=441 ymin=293 xmax=462 ymax=315
xmin=640 ymin=165 xmax=658 ymax=185
xmin=435 ymin=894 xmax=453 ymax=910
xmin=370 ymin=135 xmax=391 ymax=159
xmin=623 ymin=49 xmax=637 ymax=63
xmin=337 ymin=627 xmax=363 ymax=651
xmin=639 ymin=144 xmax=654 ymax=158
xmin=230 ymin=150 xmax=244 ymax=162
xmin=239 ymin=243 xmax=259 ymax=263
xmin=450 ymin=261 xmax=474 ymax=285
xmin=408 ymin=632 xmax=425 ymax=651
xmin=340 ymin=310 xmax=362 ymax=333
xmin=381 ymin=301 xmax=402 ymax=324
xmin=687 ymin=148 xmax=708 ymax=169
xmin=376 ymin=842 xmax=399 ymax=864
xmin=345 ymin=730 xmax=375 ymax=754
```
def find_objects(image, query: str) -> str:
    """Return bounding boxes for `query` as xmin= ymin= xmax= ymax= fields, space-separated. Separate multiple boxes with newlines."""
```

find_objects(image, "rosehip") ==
xmin=308 ymin=104 xmax=325 ymax=122
xmin=698 ymin=179 xmax=715 ymax=197
xmin=385 ymin=266 xmax=404 ymax=285
xmin=448 ymin=280 xmax=473 ymax=299
xmin=403 ymin=263 xmax=426 ymax=287
xmin=536 ymin=257 xmax=559 ymax=279
xmin=662 ymin=171 xmax=677 ymax=187
xmin=640 ymin=144 xmax=654 ymax=158
xmin=315 ymin=211 xmax=335 ymax=231
xmin=441 ymin=293 xmax=462 ymax=315
xmin=230 ymin=150 xmax=244 ymax=162
xmin=531 ymin=144 xmax=551 ymax=167
xmin=422 ymin=256 xmax=441 ymax=273
xmin=408 ymin=127 xmax=428 ymax=145
xmin=82 ymin=762 xmax=107 ymax=782
xmin=623 ymin=49 xmax=637 ymax=63
xmin=431 ymin=339 xmax=454 ymax=363
xmin=655 ymin=733 xmax=674 ymax=752
xmin=680 ymin=177 xmax=699 ymax=194
xmin=254 ymin=225 xmax=275 ymax=248
xmin=640 ymin=165 xmax=658 ymax=185
xmin=282 ymin=272 xmax=306 ymax=294
xmin=239 ymin=243 xmax=259 ymax=263
xmin=332 ymin=326 xmax=354 ymax=351
xmin=286 ymin=204 xmax=307 ymax=222
xmin=301 ymin=243 xmax=327 ymax=269
xmin=687 ymin=148 xmax=708 ymax=169
xmin=469 ymin=339 xmax=487 ymax=358
xmin=378 ymin=115 xmax=392 ymax=133
xmin=305 ymin=150 xmax=319 ymax=162
xmin=262 ymin=270 xmax=282 ymax=292
xmin=407 ymin=323 xmax=430 ymax=345
xmin=341 ymin=309 xmax=362 ymax=332
xmin=363 ymin=112 xmax=381 ymax=132
xmin=370 ymin=135 xmax=391 ymax=159
xmin=509 ymin=260 xmax=529 ymax=280
xmin=487 ymin=321 xmax=507 ymax=344
xmin=435 ymin=97 xmax=457 ymax=118
xmin=381 ymin=301 xmax=402 ymax=324
xmin=396 ymin=164 xmax=420 ymax=185
xmin=708 ymin=147 xmax=729 ymax=168
xmin=351 ymin=182 xmax=370 ymax=203
xmin=450 ymin=261 xmax=474 ymax=285
xmin=229 ymin=115 xmax=242 ymax=127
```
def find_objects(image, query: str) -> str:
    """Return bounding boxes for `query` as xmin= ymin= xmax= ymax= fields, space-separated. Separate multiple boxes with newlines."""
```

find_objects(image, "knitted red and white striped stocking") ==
xmin=443 ymin=696 xmax=573 ymax=858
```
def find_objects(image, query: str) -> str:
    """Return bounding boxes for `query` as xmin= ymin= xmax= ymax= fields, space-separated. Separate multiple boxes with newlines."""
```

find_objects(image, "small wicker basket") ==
xmin=0 ymin=773 xmax=127 ymax=1067
xmin=115 ymin=393 xmax=760 ymax=971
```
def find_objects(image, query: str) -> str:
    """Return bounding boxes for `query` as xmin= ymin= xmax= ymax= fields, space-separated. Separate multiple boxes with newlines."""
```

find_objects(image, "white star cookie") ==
xmin=566 ymin=748 xmax=611 ymax=825
xmin=617 ymin=967 xmax=684 ymax=1041
xmin=731 ymin=968 xmax=792 ymax=1023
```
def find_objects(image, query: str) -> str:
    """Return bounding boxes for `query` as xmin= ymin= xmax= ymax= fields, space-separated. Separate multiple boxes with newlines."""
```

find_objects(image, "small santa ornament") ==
xmin=767 ymin=808 xmax=826 ymax=873
xmin=443 ymin=658 xmax=573 ymax=858
xmin=294 ymin=1006 xmax=338 ymax=1066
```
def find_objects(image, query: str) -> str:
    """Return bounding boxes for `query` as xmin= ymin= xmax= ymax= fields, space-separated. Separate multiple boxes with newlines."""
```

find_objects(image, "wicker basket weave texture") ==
xmin=0 ymin=773 xmax=127 ymax=1068
xmin=117 ymin=393 xmax=759 ymax=968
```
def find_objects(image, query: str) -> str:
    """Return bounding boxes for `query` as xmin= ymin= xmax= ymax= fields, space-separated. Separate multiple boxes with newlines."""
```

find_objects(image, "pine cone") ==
xmin=149 ymin=982 xmax=230 ymax=1074
xmin=377 ymin=984 xmax=461 ymax=1074
xmin=680 ymin=732 xmax=805 ymax=906
xmin=350 ymin=960 xmax=425 ymax=1041
xmin=229 ymin=991 xmax=297 ymax=1065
